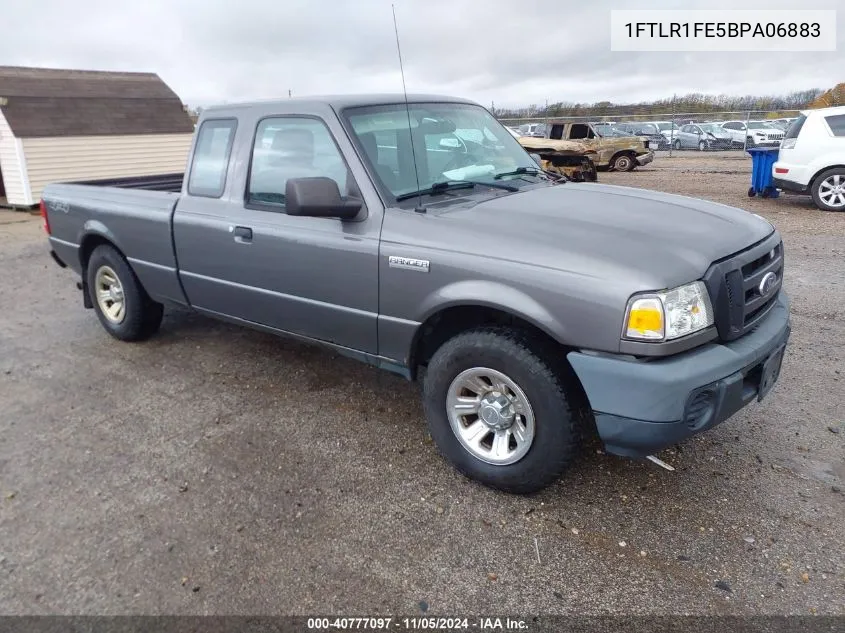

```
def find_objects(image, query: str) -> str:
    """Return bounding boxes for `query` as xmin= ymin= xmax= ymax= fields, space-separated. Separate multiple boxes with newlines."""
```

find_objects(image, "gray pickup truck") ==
xmin=43 ymin=94 xmax=790 ymax=493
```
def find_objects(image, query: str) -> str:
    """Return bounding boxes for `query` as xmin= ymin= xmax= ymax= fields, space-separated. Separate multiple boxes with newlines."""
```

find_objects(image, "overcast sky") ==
xmin=2 ymin=0 xmax=842 ymax=108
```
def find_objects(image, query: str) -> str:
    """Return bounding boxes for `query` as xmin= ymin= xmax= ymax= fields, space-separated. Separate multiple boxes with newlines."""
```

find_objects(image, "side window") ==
xmin=549 ymin=124 xmax=564 ymax=140
xmin=570 ymin=124 xmax=589 ymax=140
xmin=188 ymin=119 xmax=237 ymax=198
xmin=247 ymin=117 xmax=349 ymax=210
xmin=824 ymin=114 xmax=845 ymax=137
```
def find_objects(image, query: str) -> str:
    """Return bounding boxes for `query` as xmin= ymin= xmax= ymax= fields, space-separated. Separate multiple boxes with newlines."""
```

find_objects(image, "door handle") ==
xmin=230 ymin=225 xmax=253 ymax=243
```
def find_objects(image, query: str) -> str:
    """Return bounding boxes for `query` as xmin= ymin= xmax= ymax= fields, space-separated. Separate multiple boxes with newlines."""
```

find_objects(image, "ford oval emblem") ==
xmin=758 ymin=271 xmax=778 ymax=297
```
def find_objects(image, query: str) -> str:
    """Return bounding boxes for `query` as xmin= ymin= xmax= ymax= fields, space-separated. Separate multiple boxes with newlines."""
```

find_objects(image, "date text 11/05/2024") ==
xmin=624 ymin=22 xmax=821 ymax=38
xmin=306 ymin=617 xmax=529 ymax=630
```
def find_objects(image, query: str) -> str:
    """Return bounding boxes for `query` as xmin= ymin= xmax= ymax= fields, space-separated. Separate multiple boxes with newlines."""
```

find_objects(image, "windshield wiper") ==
xmin=395 ymin=180 xmax=518 ymax=201
xmin=494 ymin=167 xmax=541 ymax=180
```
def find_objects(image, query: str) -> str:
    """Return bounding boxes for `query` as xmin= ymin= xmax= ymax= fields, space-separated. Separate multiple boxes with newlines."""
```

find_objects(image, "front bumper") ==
xmin=567 ymin=292 xmax=790 ymax=457
xmin=636 ymin=151 xmax=655 ymax=166
xmin=707 ymin=138 xmax=733 ymax=149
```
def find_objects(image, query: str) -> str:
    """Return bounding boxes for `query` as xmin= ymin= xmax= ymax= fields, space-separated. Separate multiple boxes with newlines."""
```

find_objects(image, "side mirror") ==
xmin=285 ymin=177 xmax=362 ymax=220
xmin=529 ymin=153 xmax=543 ymax=167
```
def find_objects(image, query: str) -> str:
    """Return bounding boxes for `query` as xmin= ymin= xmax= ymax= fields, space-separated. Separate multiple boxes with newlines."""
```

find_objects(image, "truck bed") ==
xmin=43 ymin=178 xmax=186 ymax=307
xmin=69 ymin=172 xmax=184 ymax=193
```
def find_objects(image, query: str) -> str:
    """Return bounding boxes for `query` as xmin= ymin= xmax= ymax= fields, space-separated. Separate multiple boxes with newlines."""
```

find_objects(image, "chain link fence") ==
xmin=496 ymin=110 xmax=802 ymax=156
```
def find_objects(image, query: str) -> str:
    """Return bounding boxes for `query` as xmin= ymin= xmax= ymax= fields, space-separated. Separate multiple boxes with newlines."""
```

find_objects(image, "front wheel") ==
xmin=422 ymin=328 xmax=581 ymax=494
xmin=812 ymin=168 xmax=845 ymax=211
xmin=698 ymin=140 xmax=707 ymax=151
xmin=673 ymin=139 xmax=681 ymax=150
xmin=611 ymin=153 xmax=635 ymax=172
xmin=87 ymin=244 xmax=163 ymax=341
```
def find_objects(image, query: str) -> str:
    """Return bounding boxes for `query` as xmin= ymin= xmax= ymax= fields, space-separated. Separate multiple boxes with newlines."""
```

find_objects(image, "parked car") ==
xmin=773 ymin=105 xmax=845 ymax=211
xmin=615 ymin=122 xmax=669 ymax=149
xmin=517 ymin=136 xmax=599 ymax=182
xmin=768 ymin=118 xmax=797 ymax=131
xmin=718 ymin=121 xmax=784 ymax=147
xmin=672 ymin=123 xmax=733 ymax=150
xmin=517 ymin=122 xmax=546 ymax=137
xmin=42 ymin=94 xmax=790 ymax=494
xmin=645 ymin=120 xmax=680 ymax=144
xmin=542 ymin=120 xmax=655 ymax=170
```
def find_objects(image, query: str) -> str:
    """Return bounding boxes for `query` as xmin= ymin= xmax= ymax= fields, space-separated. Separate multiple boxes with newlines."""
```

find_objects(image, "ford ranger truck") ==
xmin=42 ymin=95 xmax=790 ymax=494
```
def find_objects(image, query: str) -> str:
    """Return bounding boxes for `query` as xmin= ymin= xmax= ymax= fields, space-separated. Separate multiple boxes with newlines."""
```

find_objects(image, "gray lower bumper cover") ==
xmin=567 ymin=292 xmax=791 ymax=457
xmin=636 ymin=151 xmax=655 ymax=166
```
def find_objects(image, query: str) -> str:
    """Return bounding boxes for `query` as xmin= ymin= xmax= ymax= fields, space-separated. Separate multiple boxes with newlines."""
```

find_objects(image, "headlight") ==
xmin=624 ymin=281 xmax=714 ymax=341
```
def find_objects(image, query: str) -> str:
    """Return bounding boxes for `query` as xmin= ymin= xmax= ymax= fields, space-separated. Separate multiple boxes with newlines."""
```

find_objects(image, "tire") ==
xmin=811 ymin=167 xmax=845 ymax=212
xmin=673 ymin=139 xmax=681 ymax=150
xmin=86 ymin=244 xmax=163 ymax=341
xmin=422 ymin=328 xmax=581 ymax=494
xmin=611 ymin=153 xmax=635 ymax=172
xmin=698 ymin=140 xmax=707 ymax=151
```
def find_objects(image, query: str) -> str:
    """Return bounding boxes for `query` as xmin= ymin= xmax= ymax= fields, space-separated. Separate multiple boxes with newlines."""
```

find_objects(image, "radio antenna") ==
xmin=391 ymin=3 xmax=424 ymax=213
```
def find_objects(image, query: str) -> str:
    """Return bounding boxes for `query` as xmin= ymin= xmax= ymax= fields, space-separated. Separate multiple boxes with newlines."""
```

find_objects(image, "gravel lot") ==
xmin=1 ymin=151 xmax=843 ymax=616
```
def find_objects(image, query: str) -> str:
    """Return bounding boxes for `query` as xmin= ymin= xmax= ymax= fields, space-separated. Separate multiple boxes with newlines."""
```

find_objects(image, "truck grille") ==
xmin=702 ymin=233 xmax=783 ymax=341
xmin=767 ymin=132 xmax=784 ymax=141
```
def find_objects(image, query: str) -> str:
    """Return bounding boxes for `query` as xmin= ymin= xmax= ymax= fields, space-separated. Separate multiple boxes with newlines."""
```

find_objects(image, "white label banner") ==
xmin=610 ymin=10 xmax=837 ymax=52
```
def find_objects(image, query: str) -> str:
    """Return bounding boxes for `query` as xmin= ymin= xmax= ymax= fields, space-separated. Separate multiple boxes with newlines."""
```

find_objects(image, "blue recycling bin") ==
xmin=747 ymin=147 xmax=780 ymax=199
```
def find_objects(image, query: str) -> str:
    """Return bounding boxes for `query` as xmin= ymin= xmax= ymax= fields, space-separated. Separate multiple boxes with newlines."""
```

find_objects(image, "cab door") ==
xmin=173 ymin=111 xmax=382 ymax=354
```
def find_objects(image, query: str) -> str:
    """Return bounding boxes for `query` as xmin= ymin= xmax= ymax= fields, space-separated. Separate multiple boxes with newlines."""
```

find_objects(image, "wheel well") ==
xmin=410 ymin=305 xmax=593 ymax=429
xmin=79 ymin=234 xmax=121 ymax=273
xmin=809 ymin=164 xmax=845 ymax=190
xmin=611 ymin=151 xmax=636 ymax=163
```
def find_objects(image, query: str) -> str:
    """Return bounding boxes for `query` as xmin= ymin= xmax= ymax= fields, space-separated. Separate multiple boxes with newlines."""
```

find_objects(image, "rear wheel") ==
xmin=86 ymin=244 xmax=163 ymax=341
xmin=812 ymin=168 xmax=845 ymax=212
xmin=422 ymin=328 xmax=581 ymax=494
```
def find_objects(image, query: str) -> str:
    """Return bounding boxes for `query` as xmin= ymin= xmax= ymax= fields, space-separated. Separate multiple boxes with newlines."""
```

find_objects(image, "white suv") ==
xmin=719 ymin=121 xmax=784 ymax=147
xmin=773 ymin=106 xmax=845 ymax=212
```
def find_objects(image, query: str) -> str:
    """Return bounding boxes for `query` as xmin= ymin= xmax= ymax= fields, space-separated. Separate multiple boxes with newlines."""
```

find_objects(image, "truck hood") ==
xmin=436 ymin=183 xmax=774 ymax=289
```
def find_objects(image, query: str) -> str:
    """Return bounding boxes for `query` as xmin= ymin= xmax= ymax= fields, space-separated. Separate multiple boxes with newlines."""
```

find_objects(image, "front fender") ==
xmin=417 ymin=279 xmax=568 ymax=343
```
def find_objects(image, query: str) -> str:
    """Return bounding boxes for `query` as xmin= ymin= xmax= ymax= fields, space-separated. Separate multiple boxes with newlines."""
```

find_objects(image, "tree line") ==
xmin=493 ymin=89 xmax=825 ymax=119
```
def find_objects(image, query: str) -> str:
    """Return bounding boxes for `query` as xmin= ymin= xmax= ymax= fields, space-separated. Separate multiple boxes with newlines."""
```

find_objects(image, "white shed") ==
xmin=0 ymin=66 xmax=195 ymax=208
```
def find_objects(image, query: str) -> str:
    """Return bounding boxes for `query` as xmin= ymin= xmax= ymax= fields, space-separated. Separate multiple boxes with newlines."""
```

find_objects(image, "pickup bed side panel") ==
xmin=42 ymin=184 xmax=187 ymax=305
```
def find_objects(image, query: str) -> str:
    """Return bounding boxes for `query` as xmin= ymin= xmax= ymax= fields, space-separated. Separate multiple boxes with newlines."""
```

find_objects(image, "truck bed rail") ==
xmin=69 ymin=173 xmax=184 ymax=193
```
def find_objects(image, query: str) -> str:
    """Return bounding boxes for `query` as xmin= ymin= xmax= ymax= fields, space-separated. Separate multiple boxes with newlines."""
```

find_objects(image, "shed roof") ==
xmin=0 ymin=66 xmax=194 ymax=138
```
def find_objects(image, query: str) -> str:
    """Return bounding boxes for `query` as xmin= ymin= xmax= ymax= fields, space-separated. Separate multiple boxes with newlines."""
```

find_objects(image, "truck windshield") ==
xmin=343 ymin=103 xmax=541 ymax=200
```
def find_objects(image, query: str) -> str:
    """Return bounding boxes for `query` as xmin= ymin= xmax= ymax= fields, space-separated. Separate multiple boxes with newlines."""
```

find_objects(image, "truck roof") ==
xmin=202 ymin=93 xmax=478 ymax=114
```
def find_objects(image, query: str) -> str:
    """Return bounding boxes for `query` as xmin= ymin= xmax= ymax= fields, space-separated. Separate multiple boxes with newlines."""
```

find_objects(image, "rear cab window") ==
xmin=188 ymin=119 xmax=237 ymax=198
